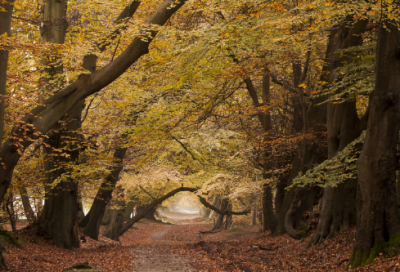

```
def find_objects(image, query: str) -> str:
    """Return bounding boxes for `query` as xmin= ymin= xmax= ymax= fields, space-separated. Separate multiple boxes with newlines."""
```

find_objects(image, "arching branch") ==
xmin=198 ymin=196 xmax=250 ymax=215
xmin=120 ymin=186 xmax=198 ymax=235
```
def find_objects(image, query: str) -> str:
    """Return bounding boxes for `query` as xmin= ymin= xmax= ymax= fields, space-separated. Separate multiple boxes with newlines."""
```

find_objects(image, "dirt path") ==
xmin=131 ymin=225 xmax=197 ymax=272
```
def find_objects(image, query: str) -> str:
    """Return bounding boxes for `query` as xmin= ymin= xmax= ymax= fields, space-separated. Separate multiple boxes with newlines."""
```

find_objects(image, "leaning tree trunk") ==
xmin=101 ymin=203 xmax=112 ymax=225
xmin=79 ymin=146 xmax=127 ymax=240
xmin=347 ymin=19 xmax=400 ymax=269
xmin=120 ymin=187 xmax=198 ymax=235
xmin=104 ymin=187 xmax=126 ymax=241
xmin=19 ymin=187 xmax=37 ymax=224
xmin=311 ymin=20 xmax=369 ymax=246
xmin=123 ymin=197 xmax=136 ymax=221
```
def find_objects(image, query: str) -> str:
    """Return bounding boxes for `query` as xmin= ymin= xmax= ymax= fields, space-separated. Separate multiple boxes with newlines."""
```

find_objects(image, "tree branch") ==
xmin=120 ymin=186 xmax=198 ymax=234
xmin=198 ymin=196 xmax=250 ymax=215
xmin=139 ymin=185 xmax=156 ymax=200
xmin=172 ymin=136 xmax=205 ymax=166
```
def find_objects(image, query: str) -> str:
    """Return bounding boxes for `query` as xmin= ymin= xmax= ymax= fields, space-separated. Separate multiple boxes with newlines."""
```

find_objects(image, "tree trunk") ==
xmin=104 ymin=187 xmax=125 ymax=241
xmin=276 ymin=154 xmax=301 ymax=233
xmin=40 ymin=101 xmax=83 ymax=249
xmin=252 ymin=205 xmax=257 ymax=226
xmin=77 ymin=188 xmax=85 ymax=221
xmin=208 ymin=195 xmax=220 ymax=219
xmin=262 ymin=183 xmax=277 ymax=233
xmin=311 ymin=20 xmax=369 ymax=246
xmin=397 ymin=171 xmax=400 ymax=205
xmin=213 ymin=199 xmax=228 ymax=230
xmin=123 ymin=198 xmax=136 ymax=221
xmin=143 ymin=207 xmax=158 ymax=220
xmin=6 ymin=193 xmax=17 ymax=232
xmin=101 ymin=203 xmax=112 ymax=225
xmin=0 ymin=0 xmax=15 ymax=144
xmin=0 ymin=1 xmax=14 ymax=263
xmin=19 ymin=188 xmax=37 ymax=224
xmin=347 ymin=21 xmax=400 ymax=269
xmin=79 ymin=146 xmax=127 ymax=240
xmin=223 ymin=202 xmax=233 ymax=229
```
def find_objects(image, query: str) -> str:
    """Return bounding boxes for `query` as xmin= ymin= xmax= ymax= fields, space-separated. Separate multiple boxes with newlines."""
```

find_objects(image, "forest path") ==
xmin=131 ymin=224 xmax=197 ymax=272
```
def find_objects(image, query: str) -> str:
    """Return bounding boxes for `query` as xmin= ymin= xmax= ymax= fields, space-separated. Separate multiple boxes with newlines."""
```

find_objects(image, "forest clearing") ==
xmin=1 ymin=0 xmax=400 ymax=271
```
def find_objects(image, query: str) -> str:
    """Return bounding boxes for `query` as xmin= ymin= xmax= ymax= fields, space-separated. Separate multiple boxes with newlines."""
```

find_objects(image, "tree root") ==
xmin=346 ymin=234 xmax=400 ymax=270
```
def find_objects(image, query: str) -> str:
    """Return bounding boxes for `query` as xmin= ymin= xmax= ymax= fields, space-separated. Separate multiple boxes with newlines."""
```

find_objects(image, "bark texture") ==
xmin=311 ymin=20 xmax=369 ymax=246
xmin=0 ymin=0 xmax=15 ymax=144
xmin=104 ymin=187 xmax=125 ymax=241
xmin=40 ymin=101 xmax=84 ymax=249
xmin=80 ymin=146 xmax=127 ymax=240
xmin=19 ymin=188 xmax=37 ymax=224
xmin=347 ymin=21 xmax=400 ymax=269
xmin=0 ymin=2 xmax=15 ymax=264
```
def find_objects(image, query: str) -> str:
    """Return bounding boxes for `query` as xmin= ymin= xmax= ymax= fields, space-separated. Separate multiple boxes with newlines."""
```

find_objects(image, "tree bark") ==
xmin=104 ymin=187 xmax=125 ymax=241
xmin=80 ymin=146 xmax=127 ymax=240
xmin=39 ymin=101 xmax=84 ymax=249
xmin=0 ymin=1 xmax=15 ymax=266
xmin=123 ymin=198 xmax=136 ymax=221
xmin=252 ymin=205 xmax=257 ymax=226
xmin=0 ymin=0 xmax=189 ymax=208
xmin=208 ymin=195 xmax=220 ymax=219
xmin=311 ymin=20 xmax=369 ymax=246
xmin=19 ymin=187 xmax=37 ymax=224
xmin=347 ymin=20 xmax=400 ymax=269
xmin=5 ymin=193 xmax=17 ymax=232
xmin=0 ymin=0 xmax=15 ymax=144
xmin=213 ymin=198 xmax=228 ymax=230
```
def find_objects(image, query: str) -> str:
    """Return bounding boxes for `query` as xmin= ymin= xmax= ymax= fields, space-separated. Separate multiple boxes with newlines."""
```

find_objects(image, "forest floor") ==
xmin=1 ymin=217 xmax=400 ymax=271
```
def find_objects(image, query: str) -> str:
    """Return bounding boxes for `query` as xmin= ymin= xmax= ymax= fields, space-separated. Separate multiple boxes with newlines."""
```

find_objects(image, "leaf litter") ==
xmin=1 ymin=220 xmax=400 ymax=271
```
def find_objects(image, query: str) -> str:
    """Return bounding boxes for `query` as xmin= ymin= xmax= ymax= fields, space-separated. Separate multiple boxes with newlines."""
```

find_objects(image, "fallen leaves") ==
xmin=2 ymin=219 xmax=400 ymax=271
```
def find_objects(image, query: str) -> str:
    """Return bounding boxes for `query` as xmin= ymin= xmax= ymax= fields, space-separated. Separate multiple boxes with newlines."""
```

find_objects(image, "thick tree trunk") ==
xmin=79 ymin=146 xmax=127 ymax=240
xmin=347 ymin=21 xmax=400 ymax=269
xmin=0 ymin=1 xmax=15 ymax=265
xmin=262 ymin=183 xmax=278 ymax=233
xmin=19 ymin=188 xmax=37 ymax=224
xmin=123 ymin=198 xmax=136 ymax=221
xmin=101 ymin=203 xmax=112 ymax=225
xmin=311 ymin=20 xmax=368 ymax=246
xmin=40 ymin=101 xmax=83 ymax=249
xmin=213 ymin=199 xmax=228 ymax=230
xmin=77 ymin=188 xmax=85 ymax=221
xmin=208 ymin=195 xmax=220 ymax=219
xmin=397 ymin=171 xmax=400 ymax=205
xmin=0 ymin=0 xmax=14 ymax=144
xmin=143 ymin=207 xmax=158 ymax=220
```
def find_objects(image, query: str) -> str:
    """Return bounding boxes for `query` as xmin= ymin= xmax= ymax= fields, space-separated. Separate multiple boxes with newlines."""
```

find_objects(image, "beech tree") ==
xmin=348 ymin=5 xmax=400 ymax=268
